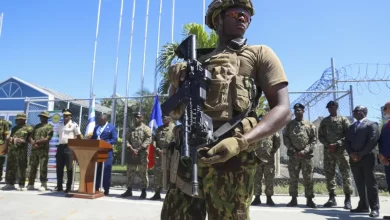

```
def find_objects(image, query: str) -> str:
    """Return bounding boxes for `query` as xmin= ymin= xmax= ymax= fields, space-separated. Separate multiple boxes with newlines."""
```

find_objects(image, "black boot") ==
xmin=140 ymin=188 xmax=147 ymax=199
xmin=266 ymin=196 xmax=275 ymax=206
xmin=344 ymin=194 xmax=351 ymax=210
xmin=323 ymin=193 xmax=337 ymax=207
xmin=149 ymin=191 xmax=161 ymax=200
xmin=120 ymin=187 xmax=133 ymax=197
xmin=56 ymin=182 xmax=63 ymax=192
xmin=251 ymin=195 xmax=261 ymax=205
xmin=306 ymin=198 xmax=317 ymax=208
xmin=287 ymin=196 xmax=297 ymax=207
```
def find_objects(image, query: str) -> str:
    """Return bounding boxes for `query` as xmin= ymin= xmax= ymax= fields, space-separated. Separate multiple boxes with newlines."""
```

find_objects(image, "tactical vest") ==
xmin=199 ymin=46 xmax=255 ymax=122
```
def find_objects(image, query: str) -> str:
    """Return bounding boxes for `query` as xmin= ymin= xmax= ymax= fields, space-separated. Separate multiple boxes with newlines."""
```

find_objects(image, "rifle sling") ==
xmin=212 ymin=102 xmax=253 ymax=140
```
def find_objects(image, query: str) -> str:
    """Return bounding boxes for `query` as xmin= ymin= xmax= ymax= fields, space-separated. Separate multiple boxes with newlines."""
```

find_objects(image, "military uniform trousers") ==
xmin=5 ymin=147 xmax=28 ymax=186
xmin=161 ymin=151 xmax=258 ymax=220
xmin=95 ymin=150 xmax=113 ymax=192
xmin=56 ymin=144 xmax=73 ymax=189
xmin=288 ymin=157 xmax=314 ymax=198
xmin=254 ymin=161 xmax=275 ymax=196
xmin=323 ymin=150 xmax=353 ymax=195
xmin=28 ymin=146 xmax=49 ymax=185
xmin=153 ymin=154 xmax=163 ymax=192
xmin=0 ymin=156 xmax=5 ymax=181
xmin=126 ymin=152 xmax=149 ymax=189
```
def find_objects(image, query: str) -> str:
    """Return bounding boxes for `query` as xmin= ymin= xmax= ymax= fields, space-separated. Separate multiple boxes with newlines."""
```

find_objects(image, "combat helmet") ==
xmin=205 ymin=0 xmax=255 ymax=30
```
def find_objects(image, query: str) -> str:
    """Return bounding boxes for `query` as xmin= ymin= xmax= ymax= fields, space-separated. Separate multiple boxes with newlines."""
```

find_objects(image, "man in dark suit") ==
xmin=378 ymin=102 xmax=390 ymax=220
xmin=91 ymin=114 xmax=118 ymax=195
xmin=345 ymin=105 xmax=380 ymax=218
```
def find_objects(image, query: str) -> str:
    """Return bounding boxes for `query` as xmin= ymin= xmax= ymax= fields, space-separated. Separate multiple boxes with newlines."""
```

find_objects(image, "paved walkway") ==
xmin=0 ymin=182 xmax=389 ymax=220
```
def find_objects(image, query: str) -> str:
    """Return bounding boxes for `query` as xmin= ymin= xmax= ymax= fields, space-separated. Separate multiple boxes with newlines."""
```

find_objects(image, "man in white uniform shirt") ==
xmin=56 ymin=109 xmax=81 ymax=193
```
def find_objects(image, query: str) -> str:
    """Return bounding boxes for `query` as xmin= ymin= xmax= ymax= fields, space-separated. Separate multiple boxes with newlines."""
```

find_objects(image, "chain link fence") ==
xmin=12 ymin=89 xmax=387 ymax=194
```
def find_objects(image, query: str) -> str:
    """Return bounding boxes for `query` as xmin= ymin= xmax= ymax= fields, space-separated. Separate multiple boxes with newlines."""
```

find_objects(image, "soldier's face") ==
xmin=221 ymin=7 xmax=251 ymax=38
xmin=39 ymin=116 xmax=48 ymax=123
xmin=135 ymin=116 xmax=143 ymax=124
xmin=328 ymin=106 xmax=338 ymax=115
xmin=15 ymin=119 xmax=24 ymax=126
xmin=294 ymin=108 xmax=304 ymax=118
xmin=162 ymin=117 xmax=171 ymax=125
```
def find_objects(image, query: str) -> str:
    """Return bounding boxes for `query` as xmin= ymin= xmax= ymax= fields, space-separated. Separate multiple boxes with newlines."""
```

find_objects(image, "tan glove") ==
xmin=200 ymin=134 xmax=249 ymax=164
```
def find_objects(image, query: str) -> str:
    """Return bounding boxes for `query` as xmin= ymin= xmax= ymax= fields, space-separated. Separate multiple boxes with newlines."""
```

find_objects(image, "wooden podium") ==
xmin=67 ymin=139 xmax=112 ymax=199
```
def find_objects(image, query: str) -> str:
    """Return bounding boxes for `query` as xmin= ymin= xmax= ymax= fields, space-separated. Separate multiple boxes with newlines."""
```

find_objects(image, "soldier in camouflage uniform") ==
xmin=1 ymin=113 xmax=33 ymax=191
xmin=251 ymin=132 xmax=281 ymax=206
xmin=120 ymin=112 xmax=152 ymax=199
xmin=0 ymin=119 xmax=10 ymax=182
xmin=318 ymin=101 xmax=353 ymax=209
xmin=283 ymin=103 xmax=317 ymax=208
xmin=26 ymin=111 xmax=53 ymax=192
xmin=161 ymin=0 xmax=291 ymax=219
xmin=150 ymin=115 xmax=175 ymax=200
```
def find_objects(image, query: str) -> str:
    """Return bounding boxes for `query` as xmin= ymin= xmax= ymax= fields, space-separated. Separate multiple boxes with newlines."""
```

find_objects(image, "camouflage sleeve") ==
xmin=336 ymin=117 xmax=350 ymax=147
xmin=141 ymin=126 xmax=152 ymax=149
xmin=282 ymin=124 xmax=295 ymax=152
xmin=152 ymin=131 xmax=158 ymax=150
xmin=318 ymin=120 xmax=328 ymax=146
xmin=271 ymin=132 xmax=281 ymax=154
xmin=26 ymin=126 xmax=34 ymax=141
xmin=304 ymin=124 xmax=317 ymax=154
xmin=47 ymin=124 xmax=54 ymax=140
xmin=3 ymin=120 xmax=10 ymax=136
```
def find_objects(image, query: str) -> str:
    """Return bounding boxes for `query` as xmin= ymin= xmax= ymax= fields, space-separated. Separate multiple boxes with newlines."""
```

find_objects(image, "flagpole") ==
xmin=0 ymin=13 xmax=4 ymax=38
xmin=111 ymin=0 xmax=125 ymax=126
xmin=153 ymin=0 xmax=163 ymax=95
xmin=171 ymin=0 xmax=175 ymax=43
xmin=139 ymin=0 xmax=150 ymax=112
xmin=89 ymin=0 xmax=102 ymax=100
xmin=202 ymin=0 xmax=205 ymax=29
xmin=122 ymin=0 xmax=137 ymax=166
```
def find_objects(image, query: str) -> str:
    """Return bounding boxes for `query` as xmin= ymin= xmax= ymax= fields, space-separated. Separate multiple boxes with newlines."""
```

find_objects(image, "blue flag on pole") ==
xmin=149 ymin=95 xmax=163 ymax=132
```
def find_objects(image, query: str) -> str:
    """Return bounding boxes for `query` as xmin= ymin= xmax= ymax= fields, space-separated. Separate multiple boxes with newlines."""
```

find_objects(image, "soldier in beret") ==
xmin=1 ymin=113 xmax=33 ymax=191
xmin=56 ymin=109 xmax=81 ymax=193
xmin=121 ymin=112 xmax=152 ymax=199
xmin=318 ymin=101 xmax=353 ymax=209
xmin=26 ymin=111 xmax=54 ymax=192
xmin=283 ymin=103 xmax=317 ymax=208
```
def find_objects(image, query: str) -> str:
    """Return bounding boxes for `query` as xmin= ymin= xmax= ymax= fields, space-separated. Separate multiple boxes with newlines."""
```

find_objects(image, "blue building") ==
xmin=0 ymin=77 xmax=110 ymax=133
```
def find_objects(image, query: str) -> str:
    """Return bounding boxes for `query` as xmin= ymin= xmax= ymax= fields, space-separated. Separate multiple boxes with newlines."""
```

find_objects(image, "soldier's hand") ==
xmin=199 ymin=134 xmax=248 ymax=164
xmin=33 ymin=143 xmax=39 ymax=149
xmin=14 ymin=138 xmax=22 ymax=144
xmin=294 ymin=151 xmax=304 ymax=158
xmin=132 ymin=149 xmax=138 ymax=156
xmin=158 ymin=150 xmax=163 ymax=157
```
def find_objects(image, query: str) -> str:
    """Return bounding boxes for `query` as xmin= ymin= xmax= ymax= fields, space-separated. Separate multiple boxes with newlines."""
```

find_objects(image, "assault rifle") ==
xmin=161 ymin=34 xmax=214 ymax=197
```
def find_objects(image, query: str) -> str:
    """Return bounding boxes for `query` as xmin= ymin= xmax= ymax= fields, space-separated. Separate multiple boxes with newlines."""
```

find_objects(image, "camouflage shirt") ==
xmin=32 ymin=123 xmax=54 ymax=148
xmin=129 ymin=123 xmax=152 ymax=151
xmin=318 ymin=115 xmax=350 ymax=149
xmin=10 ymin=124 xmax=33 ymax=149
xmin=283 ymin=119 xmax=317 ymax=158
xmin=0 ymin=119 xmax=10 ymax=145
xmin=153 ymin=122 xmax=175 ymax=151
xmin=255 ymin=132 xmax=281 ymax=164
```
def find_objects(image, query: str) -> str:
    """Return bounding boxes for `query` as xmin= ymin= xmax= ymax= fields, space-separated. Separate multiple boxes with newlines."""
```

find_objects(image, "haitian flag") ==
xmin=148 ymin=95 xmax=163 ymax=169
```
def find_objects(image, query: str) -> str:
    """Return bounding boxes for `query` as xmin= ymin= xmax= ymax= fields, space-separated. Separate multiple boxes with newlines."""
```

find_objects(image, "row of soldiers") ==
xmin=0 ymin=100 xmax=353 ymax=208
xmin=120 ymin=100 xmax=355 ymax=210
xmin=252 ymin=101 xmax=353 ymax=209
xmin=0 ymin=112 xmax=53 ymax=191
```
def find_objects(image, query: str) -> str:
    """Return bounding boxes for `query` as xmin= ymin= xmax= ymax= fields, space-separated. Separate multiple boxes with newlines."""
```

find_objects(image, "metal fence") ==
xmin=9 ymin=88 xmax=387 ymax=194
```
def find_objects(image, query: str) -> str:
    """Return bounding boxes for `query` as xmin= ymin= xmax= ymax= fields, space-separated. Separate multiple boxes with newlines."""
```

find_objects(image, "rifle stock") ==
xmin=161 ymin=34 xmax=214 ymax=197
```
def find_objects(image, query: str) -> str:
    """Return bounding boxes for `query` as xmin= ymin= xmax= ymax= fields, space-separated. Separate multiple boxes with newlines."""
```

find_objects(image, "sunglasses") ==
xmin=225 ymin=10 xmax=251 ymax=23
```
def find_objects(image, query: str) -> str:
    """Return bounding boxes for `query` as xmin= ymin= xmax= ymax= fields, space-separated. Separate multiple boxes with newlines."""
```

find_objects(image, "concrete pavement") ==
xmin=0 ymin=182 xmax=389 ymax=220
